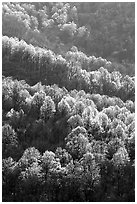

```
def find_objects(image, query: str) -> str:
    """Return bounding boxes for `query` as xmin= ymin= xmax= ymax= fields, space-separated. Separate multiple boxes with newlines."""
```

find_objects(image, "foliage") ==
xmin=2 ymin=2 xmax=134 ymax=202
xmin=2 ymin=124 xmax=18 ymax=159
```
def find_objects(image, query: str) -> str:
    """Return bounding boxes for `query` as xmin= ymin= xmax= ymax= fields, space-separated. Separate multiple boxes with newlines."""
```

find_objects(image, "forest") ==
xmin=2 ymin=2 xmax=135 ymax=202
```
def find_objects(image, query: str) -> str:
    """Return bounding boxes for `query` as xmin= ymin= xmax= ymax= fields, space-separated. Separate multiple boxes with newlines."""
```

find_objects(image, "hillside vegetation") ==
xmin=2 ymin=2 xmax=135 ymax=202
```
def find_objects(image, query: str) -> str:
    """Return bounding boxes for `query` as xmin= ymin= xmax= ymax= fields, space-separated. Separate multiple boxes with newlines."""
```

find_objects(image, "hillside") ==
xmin=2 ymin=2 xmax=135 ymax=202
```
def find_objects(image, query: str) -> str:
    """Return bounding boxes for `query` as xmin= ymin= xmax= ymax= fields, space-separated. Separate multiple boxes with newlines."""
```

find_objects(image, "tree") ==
xmin=40 ymin=96 xmax=55 ymax=121
xmin=79 ymin=152 xmax=101 ymax=201
xmin=42 ymin=150 xmax=61 ymax=174
xmin=66 ymin=126 xmax=88 ymax=159
xmin=18 ymin=147 xmax=41 ymax=169
xmin=119 ymin=75 xmax=135 ymax=101
xmin=2 ymin=124 xmax=18 ymax=159
xmin=55 ymin=147 xmax=72 ymax=167
xmin=73 ymin=101 xmax=85 ymax=116
xmin=112 ymin=146 xmax=130 ymax=167
xmin=59 ymin=22 xmax=77 ymax=43
xmin=30 ymin=92 xmax=46 ymax=119
xmin=67 ymin=114 xmax=84 ymax=130
xmin=17 ymin=162 xmax=43 ymax=201
xmin=2 ymin=77 xmax=14 ymax=111
xmin=2 ymin=157 xmax=19 ymax=201
xmin=58 ymin=98 xmax=71 ymax=116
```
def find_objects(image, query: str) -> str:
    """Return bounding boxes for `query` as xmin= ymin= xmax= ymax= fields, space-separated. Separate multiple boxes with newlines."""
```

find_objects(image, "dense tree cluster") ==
xmin=2 ymin=76 xmax=135 ymax=201
xmin=2 ymin=2 xmax=134 ymax=71
xmin=2 ymin=2 xmax=134 ymax=202
xmin=2 ymin=36 xmax=135 ymax=102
